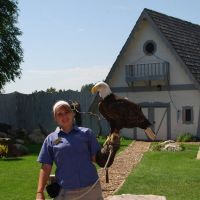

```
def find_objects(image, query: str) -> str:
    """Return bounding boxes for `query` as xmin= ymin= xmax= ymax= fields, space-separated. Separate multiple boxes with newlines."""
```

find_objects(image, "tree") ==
xmin=80 ymin=83 xmax=94 ymax=93
xmin=32 ymin=90 xmax=45 ymax=94
xmin=0 ymin=0 xmax=23 ymax=90
xmin=46 ymin=87 xmax=57 ymax=93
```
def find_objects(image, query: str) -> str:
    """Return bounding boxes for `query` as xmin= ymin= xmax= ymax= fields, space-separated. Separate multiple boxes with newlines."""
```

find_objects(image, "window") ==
xmin=143 ymin=40 xmax=157 ymax=55
xmin=182 ymin=106 xmax=193 ymax=124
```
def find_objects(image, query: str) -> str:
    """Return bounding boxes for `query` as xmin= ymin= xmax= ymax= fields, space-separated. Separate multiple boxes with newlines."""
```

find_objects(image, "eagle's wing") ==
xmin=111 ymin=98 xmax=151 ymax=129
xmin=99 ymin=101 xmax=115 ymax=120
xmin=99 ymin=98 xmax=140 ymax=121
xmin=99 ymin=96 xmax=152 ymax=131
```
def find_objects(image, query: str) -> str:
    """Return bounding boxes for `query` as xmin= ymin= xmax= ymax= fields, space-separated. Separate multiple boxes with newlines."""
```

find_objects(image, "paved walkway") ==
xmin=105 ymin=194 xmax=166 ymax=200
xmin=98 ymin=141 xmax=151 ymax=199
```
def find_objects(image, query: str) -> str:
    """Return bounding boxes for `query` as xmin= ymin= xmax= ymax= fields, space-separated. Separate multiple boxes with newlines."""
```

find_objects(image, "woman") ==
xmin=36 ymin=100 xmax=104 ymax=200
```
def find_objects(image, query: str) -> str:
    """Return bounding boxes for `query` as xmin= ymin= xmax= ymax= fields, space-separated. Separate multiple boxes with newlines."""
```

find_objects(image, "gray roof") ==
xmin=105 ymin=8 xmax=200 ymax=87
xmin=145 ymin=9 xmax=200 ymax=85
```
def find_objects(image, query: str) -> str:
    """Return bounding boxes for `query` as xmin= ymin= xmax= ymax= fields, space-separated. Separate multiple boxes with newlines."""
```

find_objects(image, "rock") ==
xmin=28 ymin=129 xmax=45 ymax=144
xmin=0 ymin=122 xmax=11 ymax=133
xmin=9 ymin=128 xmax=28 ymax=139
xmin=7 ymin=143 xmax=18 ymax=157
xmin=13 ymin=144 xmax=29 ymax=156
xmin=0 ymin=132 xmax=8 ymax=138
xmin=15 ymin=139 xmax=25 ymax=144
xmin=151 ymin=140 xmax=183 ymax=152
xmin=0 ymin=138 xmax=29 ymax=157
xmin=162 ymin=143 xmax=182 ymax=152
xmin=0 ymin=137 xmax=11 ymax=144
xmin=105 ymin=194 xmax=167 ymax=200
xmin=160 ymin=140 xmax=175 ymax=146
xmin=6 ymin=143 xmax=29 ymax=157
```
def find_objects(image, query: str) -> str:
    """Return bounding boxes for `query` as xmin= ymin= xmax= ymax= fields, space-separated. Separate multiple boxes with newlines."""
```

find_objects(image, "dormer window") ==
xmin=143 ymin=40 xmax=157 ymax=55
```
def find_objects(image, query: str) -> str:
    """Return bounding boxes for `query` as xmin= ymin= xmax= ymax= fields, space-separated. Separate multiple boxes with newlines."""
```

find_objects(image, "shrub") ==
xmin=179 ymin=143 xmax=186 ymax=151
xmin=0 ymin=144 xmax=8 ymax=158
xmin=176 ymin=133 xmax=196 ymax=142
xmin=150 ymin=142 xmax=162 ymax=151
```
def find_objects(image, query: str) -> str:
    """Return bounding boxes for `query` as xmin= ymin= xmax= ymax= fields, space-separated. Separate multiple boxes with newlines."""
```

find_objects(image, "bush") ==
xmin=176 ymin=133 xmax=196 ymax=142
xmin=0 ymin=144 xmax=8 ymax=158
xmin=150 ymin=142 xmax=162 ymax=151
xmin=179 ymin=143 xmax=186 ymax=151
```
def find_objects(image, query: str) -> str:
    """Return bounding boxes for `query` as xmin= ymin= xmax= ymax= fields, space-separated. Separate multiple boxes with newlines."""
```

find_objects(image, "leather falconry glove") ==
xmin=96 ymin=132 xmax=120 ymax=168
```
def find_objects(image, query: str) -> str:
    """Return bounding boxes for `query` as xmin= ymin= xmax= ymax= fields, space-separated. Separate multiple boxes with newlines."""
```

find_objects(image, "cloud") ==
xmin=4 ymin=66 xmax=110 ymax=94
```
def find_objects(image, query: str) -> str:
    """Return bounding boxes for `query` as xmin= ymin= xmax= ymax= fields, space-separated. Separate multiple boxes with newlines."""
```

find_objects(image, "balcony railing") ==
xmin=125 ymin=62 xmax=169 ymax=85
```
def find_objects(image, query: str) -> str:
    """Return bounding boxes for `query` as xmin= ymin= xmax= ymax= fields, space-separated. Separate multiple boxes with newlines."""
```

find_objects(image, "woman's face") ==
xmin=54 ymin=106 xmax=74 ymax=128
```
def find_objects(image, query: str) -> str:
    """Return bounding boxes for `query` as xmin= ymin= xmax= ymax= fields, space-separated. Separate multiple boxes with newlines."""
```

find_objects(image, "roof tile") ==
xmin=145 ymin=9 xmax=200 ymax=84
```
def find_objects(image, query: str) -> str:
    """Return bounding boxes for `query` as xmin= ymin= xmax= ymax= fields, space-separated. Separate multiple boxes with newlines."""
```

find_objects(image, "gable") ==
xmin=106 ymin=17 xmax=194 ymax=88
xmin=106 ymin=9 xmax=200 ymax=88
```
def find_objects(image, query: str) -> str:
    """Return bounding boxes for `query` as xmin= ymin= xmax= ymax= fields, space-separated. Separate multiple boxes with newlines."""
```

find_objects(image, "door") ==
xmin=136 ymin=103 xmax=169 ymax=141
xmin=119 ymin=103 xmax=170 ymax=141
xmin=154 ymin=107 xmax=168 ymax=140
xmin=136 ymin=107 xmax=149 ymax=140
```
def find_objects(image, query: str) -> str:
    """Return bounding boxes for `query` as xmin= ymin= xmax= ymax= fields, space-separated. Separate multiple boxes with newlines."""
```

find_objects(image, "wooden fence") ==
xmin=0 ymin=91 xmax=110 ymax=135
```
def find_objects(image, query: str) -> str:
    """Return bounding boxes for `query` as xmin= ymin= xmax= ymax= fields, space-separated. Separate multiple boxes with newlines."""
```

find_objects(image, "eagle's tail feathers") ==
xmin=144 ymin=127 xmax=156 ymax=141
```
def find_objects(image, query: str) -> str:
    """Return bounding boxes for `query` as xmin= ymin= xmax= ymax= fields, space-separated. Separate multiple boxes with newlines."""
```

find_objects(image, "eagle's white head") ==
xmin=91 ymin=81 xmax=112 ymax=99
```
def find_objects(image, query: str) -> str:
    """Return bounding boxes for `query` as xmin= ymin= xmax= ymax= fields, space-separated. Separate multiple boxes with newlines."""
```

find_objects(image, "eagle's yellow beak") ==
xmin=91 ymin=86 xmax=97 ymax=94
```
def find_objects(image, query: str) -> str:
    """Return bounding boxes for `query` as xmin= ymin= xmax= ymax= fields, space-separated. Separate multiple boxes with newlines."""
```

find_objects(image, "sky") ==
xmin=4 ymin=0 xmax=200 ymax=94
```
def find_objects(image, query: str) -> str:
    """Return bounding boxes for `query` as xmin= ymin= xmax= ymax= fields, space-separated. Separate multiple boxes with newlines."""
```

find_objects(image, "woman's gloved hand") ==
xmin=96 ymin=132 xmax=120 ymax=168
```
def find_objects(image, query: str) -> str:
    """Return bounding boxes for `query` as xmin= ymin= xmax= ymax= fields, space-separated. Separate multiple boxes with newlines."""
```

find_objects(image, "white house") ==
xmin=90 ymin=8 xmax=200 ymax=141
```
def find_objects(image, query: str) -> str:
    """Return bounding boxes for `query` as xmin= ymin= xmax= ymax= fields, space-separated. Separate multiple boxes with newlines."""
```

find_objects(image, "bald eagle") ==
xmin=91 ymin=82 xmax=156 ymax=140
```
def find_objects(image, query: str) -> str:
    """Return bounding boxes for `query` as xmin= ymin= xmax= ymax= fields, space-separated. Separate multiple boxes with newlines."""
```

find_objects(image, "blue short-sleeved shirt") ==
xmin=37 ymin=126 xmax=101 ymax=189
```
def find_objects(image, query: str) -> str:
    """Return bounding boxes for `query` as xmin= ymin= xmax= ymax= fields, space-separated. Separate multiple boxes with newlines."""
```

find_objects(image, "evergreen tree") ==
xmin=81 ymin=83 xmax=94 ymax=93
xmin=46 ymin=87 xmax=57 ymax=93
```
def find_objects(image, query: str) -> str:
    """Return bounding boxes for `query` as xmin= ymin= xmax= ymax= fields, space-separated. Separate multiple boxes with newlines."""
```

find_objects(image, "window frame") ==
xmin=182 ymin=106 xmax=194 ymax=124
xmin=143 ymin=40 xmax=157 ymax=56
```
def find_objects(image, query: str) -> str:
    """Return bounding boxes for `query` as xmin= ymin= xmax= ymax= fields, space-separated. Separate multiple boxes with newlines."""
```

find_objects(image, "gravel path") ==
xmin=98 ymin=141 xmax=151 ymax=199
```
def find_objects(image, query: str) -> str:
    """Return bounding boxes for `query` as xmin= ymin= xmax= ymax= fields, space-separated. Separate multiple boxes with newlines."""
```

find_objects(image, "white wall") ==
xmin=106 ymin=18 xmax=200 ymax=139
xmin=108 ymin=19 xmax=193 ymax=87
xmin=114 ymin=89 xmax=200 ymax=139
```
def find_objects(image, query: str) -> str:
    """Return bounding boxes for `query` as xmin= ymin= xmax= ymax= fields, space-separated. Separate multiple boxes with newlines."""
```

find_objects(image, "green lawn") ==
xmin=2 ymin=141 xmax=199 ymax=200
xmin=98 ymin=136 xmax=133 ymax=153
xmin=116 ymin=144 xmax=200 ymax=200
xmin=0 ymin=155 xmax=40 ymax=200
xmin=0 ymin=137 xmax=132 ymax=200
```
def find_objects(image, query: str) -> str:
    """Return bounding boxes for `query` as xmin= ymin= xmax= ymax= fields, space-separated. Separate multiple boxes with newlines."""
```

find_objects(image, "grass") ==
xmin=97 ymin=136 xmax=133 ymax=153
xmin=0 ymin=155 xmax=41 ymax=200
xmin=116 ymin=144 xmax=200 ymax=200
xmin=0 ymin=137 xmax=132 ymax=200
xmin=0 ymin=144 xmax=54 ymax=200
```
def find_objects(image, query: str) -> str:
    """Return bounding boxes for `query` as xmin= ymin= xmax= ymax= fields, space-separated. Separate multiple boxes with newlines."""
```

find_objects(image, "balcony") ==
xmin=125 ymin=62 xmax=169 ymax=86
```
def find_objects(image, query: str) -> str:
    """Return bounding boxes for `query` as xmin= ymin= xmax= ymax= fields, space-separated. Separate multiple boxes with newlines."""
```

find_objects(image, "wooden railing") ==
xmin=125 ymin=62 xmax=169 ymax=84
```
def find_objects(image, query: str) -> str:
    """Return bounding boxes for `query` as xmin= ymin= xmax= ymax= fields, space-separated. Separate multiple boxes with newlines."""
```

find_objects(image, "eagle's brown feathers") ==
xmin=99 ymin=94 xmax=151 ymax=132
